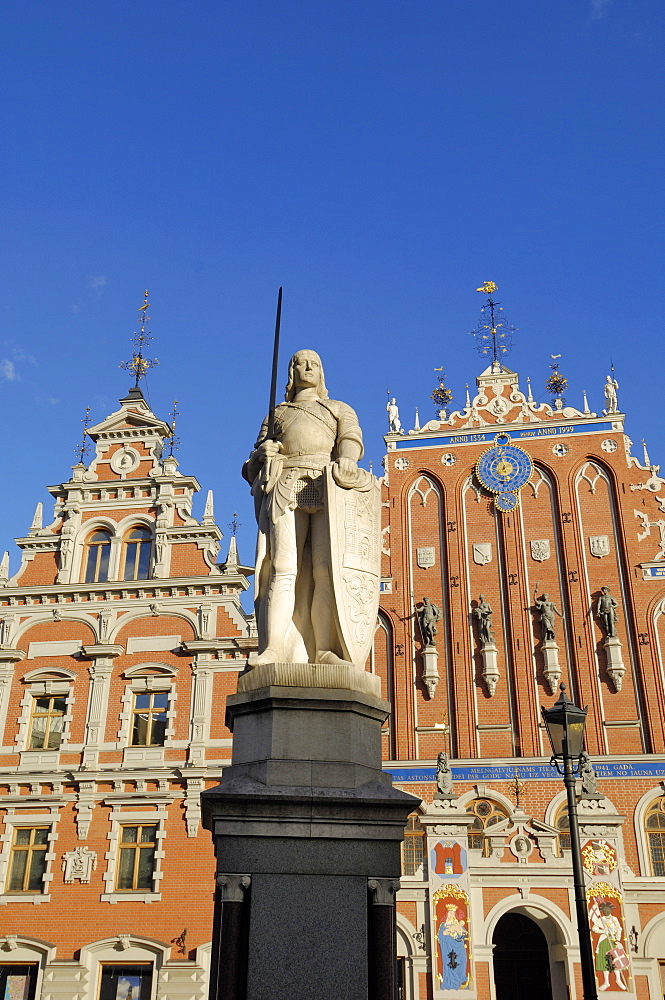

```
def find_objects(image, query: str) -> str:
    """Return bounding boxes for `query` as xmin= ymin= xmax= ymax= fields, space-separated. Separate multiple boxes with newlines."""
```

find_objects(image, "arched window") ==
xmin=555 ymin=803 xmax=570 ymax=852
xmin=402 ymin=813 xmax=425 ymax=876
xmin=123 ymin=526 xmax=152 ymax=581
xmin=645 ymin=797 xmax=665 ymax=875
xmin=84 ymin=529 xmax=112 ymax=583
xmin=466 ymin=798 xmax=508 ymax=853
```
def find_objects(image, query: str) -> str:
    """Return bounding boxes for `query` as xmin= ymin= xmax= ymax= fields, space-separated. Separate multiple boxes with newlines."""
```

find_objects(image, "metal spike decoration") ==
xmin=74 ymin=406 xmax=91 ymax=464
xmin=431 ymin=366 xmax=453 ymax=415
xmin=470 ymin=281 xmax=516 ymax=365
xmin=545 ymin=357 xmax=568 ymax=407
xmin=119 ymin=290 xmax=159 ymax=387
xmin=167 ymin=400 xmax=180 ymax=457
xmin=228 ymin=512 xmax=241 ymax=537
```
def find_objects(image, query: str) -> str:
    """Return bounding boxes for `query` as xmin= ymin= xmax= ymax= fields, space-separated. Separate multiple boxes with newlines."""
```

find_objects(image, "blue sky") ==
xmin=0 ymin=0 xmax=663 ymax=571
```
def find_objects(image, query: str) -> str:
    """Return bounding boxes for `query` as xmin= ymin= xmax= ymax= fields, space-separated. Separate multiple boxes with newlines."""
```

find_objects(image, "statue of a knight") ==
xmin=243 ymin=349 xmax=378 ymax=667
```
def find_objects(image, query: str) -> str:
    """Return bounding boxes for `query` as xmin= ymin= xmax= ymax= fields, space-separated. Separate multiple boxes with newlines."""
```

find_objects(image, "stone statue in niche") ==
xmin=473 ymin=595 xmax=494 ymax=647
xmin=604 ymin=374 xmax=619 ymax=414
xmin=596 ymin=586 xmax=619 ymax=638
xmin=386 ymin=397 xmax=402 ymax=434
xmin=243 ymin=349 xmax=380 ymax=667
xmin=579 ymin=752 xmax=599 ymax=795
xmin=436 ymin=750 xmax=454 ymax=796
xmin=418 ymin=597 xmax=442 ymax=647
xmin=533 ymin=588 xmax=564 ymax=642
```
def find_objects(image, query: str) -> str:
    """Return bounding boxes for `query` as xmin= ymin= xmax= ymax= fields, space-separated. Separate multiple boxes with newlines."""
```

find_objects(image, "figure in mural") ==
xmin=243 ymin=349 xmax=379 ymax=666
xmin=604 ymin=375 xmax=620 ymax=414
xmin=473 ymin=595 xmax=494 ymax=647
xmin=596 ymin=586 xmax=619 ymax=638
xmin=436 ymin=750 xmax=454 ymax=796
xmin=386 ymin=396 xmax=402 ymax=434
xmin=438 ymin=904 xmax=469 ymax=990
xmin=532 ymin=589 xmax=564 ymax=642
xmin=590 ymin=898 xmax=628 ymax=991
xmin=418 ymin=596 xmax=442 ymax=647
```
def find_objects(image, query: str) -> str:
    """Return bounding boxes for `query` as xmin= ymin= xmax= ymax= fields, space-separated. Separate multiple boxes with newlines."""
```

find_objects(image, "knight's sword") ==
xmin=267 ymin=287 xmax=283 ymax=440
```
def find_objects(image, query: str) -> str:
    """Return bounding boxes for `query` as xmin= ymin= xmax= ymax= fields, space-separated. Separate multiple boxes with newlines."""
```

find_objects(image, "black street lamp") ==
xmin=542 ymin=684 xmax=598 ymax=1000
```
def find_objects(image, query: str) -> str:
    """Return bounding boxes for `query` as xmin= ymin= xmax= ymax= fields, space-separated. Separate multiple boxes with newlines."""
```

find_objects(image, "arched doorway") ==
xmin=493 ymin=912 xmax=553 ymax=1000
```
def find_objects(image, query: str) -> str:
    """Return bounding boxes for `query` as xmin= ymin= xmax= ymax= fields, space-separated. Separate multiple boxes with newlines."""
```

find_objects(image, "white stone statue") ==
xmin=387 ymin=397 xmax=401 ymax=434
xmin=604 ymin=375 xmax=619 ymax=413
xmin=243 ymin=349 xmax=381 ymax=667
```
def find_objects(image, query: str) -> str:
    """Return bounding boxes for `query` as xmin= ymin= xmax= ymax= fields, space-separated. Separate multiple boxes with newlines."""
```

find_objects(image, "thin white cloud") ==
xmin=0 ymin=360 xmax=18 ymax=381
xmin=88 ymin=275 xmax=108 ymax=293
xmin=47 ymin=397 xmax=60 ymax=405
xmin=591 ymin=0 xmax=611 ymax=19
xmin=12 ymin=348 xmax=35 ymax=364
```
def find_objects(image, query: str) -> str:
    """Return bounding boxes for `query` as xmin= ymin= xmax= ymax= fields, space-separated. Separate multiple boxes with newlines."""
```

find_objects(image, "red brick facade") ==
xmin=2 ymin=361 xmax=665 ymax=999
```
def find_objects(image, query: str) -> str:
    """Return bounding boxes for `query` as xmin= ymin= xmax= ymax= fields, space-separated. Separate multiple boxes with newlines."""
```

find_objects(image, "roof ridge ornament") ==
xmin=74 ymin=406 xmax=91 ymax=465
xmin=545 ymin=354 xmax=568 ymax=409
xmin=119 ymin=290 xmax=159 ymax=389
xmin=471 ymin=281 xmax=516 ymax=369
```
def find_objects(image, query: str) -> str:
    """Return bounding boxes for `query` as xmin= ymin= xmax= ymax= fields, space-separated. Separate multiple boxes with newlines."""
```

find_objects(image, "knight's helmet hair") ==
xmin=285 ymin=349 xmax=329 ymax=402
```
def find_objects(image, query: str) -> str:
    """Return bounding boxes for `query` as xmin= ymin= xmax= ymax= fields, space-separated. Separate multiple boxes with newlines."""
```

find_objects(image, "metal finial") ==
xmin=167 ymin=400 xmax=180 ymax=457
xmin=431 ymin=366 xmax=453 ymax=415
xmin=74 ymin=406 xmax=91 ymax=463
xmin=511 ymin=767 xmax=525 ymax=809
xmin=119 ymin=290 xmax=159 ymax=387
xmin=546 ymin=355 xmax=568 ymax=407
xmin=228 ymin=512 xmax=241 ymax=537
xmin=470 ymin=282 xmax=515 ymax=366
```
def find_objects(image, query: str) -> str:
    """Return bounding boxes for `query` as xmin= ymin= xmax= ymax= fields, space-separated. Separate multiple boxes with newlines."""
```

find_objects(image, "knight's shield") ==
xmin=325 ymin=468 xmax=381 ymax=666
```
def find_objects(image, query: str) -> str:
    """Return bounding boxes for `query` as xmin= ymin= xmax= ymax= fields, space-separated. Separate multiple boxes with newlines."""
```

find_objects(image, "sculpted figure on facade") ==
xmin=418 ymin=596 xmax=442 ymax=647
xmin=596 ymin=585 xmax=619 ymax=638
xmin=533 ymin=589 xmax=564 ymax=642
xmin=387 ymin=397 xmax=402 ymax=434
xmin=579 ymin=751 xmax=599 ymax=795
xmin=436 ymin=750 xmax=454 ymax=795
xmin=243 ymin=349 xmax=380 ymax=667
xmin=604 ymin=375 xmax=619 ymax=414
xmin=473 ymin=595 xmax=494 ymax=647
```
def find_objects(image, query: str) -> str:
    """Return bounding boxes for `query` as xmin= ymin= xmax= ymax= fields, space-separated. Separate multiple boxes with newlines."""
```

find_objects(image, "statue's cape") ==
xmin=325 ymin=467 xmax=381 ymax=666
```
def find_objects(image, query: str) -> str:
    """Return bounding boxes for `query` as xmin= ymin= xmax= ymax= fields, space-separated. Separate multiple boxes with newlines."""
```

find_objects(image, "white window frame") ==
xmin=101 ymin=809 xmax=166 ymax=903
xmin=116 ymin=665 xmax=177 ymax=758
xmin=15 ymin=670 xmax=75 ymax=764
xmin=0 ymin=812 xmax=60 ymax=903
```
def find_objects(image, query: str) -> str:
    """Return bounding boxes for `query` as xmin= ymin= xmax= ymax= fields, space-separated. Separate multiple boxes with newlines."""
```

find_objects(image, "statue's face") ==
xmin=292 ymin=352 xmax=321 ymax=390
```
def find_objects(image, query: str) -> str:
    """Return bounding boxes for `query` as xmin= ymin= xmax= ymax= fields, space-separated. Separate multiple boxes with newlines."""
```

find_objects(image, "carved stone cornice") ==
xmin=80 ymin=644 xmax=124 ymax=659
xmin=0 ymin=647 xmax=26 ymax=664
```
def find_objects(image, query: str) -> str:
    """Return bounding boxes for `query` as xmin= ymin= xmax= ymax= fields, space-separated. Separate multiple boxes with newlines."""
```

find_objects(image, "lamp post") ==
xmin=541 ymin=684 xmax=598 ymax=1000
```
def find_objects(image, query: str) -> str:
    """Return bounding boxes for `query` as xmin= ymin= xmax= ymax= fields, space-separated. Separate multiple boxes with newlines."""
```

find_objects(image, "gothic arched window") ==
xmin=645 ymin=797 xmax=665 ymax=875
xmin=466 ymin=798 xmax=508 ymax=853
xmin=83 ymin=529 xmax=112 ymax=583
xmin=123 ymin=526 xmax=152 ymax=581
xmin=402 ymin=813 xmax=425 ymax=876
xmin=555 ymin=803 xmax=570 ymax=852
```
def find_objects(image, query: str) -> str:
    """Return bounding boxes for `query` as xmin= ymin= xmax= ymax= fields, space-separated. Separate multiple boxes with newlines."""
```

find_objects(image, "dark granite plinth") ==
xmin=202 ymin=676 xmax=420 ymax=1000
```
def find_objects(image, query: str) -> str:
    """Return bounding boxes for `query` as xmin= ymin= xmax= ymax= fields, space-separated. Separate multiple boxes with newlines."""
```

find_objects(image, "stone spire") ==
xmin=29 ymin=502 xmax=43 ymax=535
xmin=202 ymin=490 xmax=215 ymax=526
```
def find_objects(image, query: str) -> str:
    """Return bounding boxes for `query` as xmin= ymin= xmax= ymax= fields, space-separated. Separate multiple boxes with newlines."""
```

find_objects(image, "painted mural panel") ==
xmin=432 ymin=884 xmax=471 ymax=990
xmin=586 ymin=881 xmax=632 ymax=993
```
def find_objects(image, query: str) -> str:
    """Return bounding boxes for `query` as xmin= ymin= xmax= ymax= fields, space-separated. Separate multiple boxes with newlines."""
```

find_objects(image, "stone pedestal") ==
xmin=603 ymin=636 xmax=626 ymax=691
xmin=541 ymin=639 xmax=562 ymax=695
xmin=480 ymin=643 xmax=500 ymax=696
xmin=201 ymin=662 xmax=420 ymax=1000
xmin=421 ymin=645 xmax=440 ymax=698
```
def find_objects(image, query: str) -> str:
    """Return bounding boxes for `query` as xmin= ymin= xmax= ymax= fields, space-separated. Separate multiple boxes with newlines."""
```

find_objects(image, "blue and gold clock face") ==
xmin=476 ymin=437 xmax=533 ymax=494
xmin=495 ymin=491 xmax=520 ymax=513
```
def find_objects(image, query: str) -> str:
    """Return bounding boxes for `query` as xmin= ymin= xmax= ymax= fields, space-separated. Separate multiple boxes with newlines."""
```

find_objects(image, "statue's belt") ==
xmin=282 ymin=454 xmax=331 ymax=470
